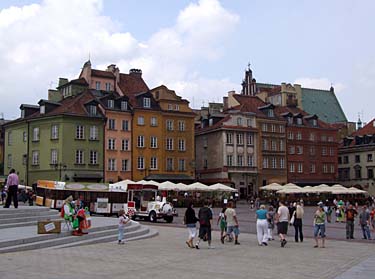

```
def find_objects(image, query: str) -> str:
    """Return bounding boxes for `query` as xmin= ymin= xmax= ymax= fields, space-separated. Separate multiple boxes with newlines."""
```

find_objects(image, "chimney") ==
xmin=129 ymin=69 xmax=142 ymax=78
xmin=58 ymin=78 xmax=69 ymax=87
xmin=107 ymin=64 xmax=120 ymax=84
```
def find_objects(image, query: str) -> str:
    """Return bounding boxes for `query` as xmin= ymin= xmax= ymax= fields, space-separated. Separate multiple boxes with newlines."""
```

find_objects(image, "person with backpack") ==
xmin=195 ymin=200 xmax=213 ymax=249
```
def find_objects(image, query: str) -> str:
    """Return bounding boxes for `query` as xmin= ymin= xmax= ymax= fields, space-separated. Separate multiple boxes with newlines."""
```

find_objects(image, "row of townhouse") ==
xmin=195 ymin=91 xmax=339 ymax=198
xmin=4 ymin=62 xmax=195 ymax=185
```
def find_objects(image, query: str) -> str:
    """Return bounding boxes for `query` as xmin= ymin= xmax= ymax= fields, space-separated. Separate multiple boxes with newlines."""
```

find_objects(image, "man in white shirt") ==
xmin=224 ymin=201 xmax=240 ymax=245
xmin=276 ymin=201 xmax=290 ymax=247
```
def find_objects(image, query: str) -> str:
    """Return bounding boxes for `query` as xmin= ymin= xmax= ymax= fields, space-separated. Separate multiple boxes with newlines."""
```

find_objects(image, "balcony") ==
xmin=226 ymin=166 xmax=257 ymax=173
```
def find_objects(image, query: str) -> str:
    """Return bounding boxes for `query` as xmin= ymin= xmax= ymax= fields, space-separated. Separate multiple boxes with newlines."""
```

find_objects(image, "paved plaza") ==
xmin=0 ymin=225 xmax=374 ymax=279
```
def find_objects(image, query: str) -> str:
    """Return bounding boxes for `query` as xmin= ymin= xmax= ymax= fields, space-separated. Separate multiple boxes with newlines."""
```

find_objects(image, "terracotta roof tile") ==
xmin=91 ymin=69 xmax=115 ymax=79
xmin=118 ymin=73 xmax=149 ymax=96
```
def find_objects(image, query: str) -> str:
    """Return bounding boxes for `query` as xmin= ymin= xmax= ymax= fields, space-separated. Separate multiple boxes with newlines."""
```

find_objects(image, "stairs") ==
xmin=0 ymin=206 xmax=158 ymax=254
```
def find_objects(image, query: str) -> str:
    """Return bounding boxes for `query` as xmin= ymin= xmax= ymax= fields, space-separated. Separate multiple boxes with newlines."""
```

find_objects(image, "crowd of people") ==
xmin=182 ymin=198 xmax=375 ymax=249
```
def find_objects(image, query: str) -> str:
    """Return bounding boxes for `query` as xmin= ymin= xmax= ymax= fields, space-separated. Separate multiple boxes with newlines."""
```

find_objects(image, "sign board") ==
xmin=44 ymin=222 xmax=56 ymax=232
xmin=96 ymin=198 xmax=110 ymax=213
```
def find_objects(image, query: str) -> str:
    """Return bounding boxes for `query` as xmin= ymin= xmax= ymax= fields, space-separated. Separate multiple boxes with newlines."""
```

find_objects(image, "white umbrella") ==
xmin=348 ymin=187 xmax=367 ymax=194
xmin=209 ymin=183 xmax=237 ymax=192
xmin=158 ymin=181 xmax=178 ymax=191
xmin=281 ymin=183 xmax=302 ymax=190
xmin=110 ymin=179 xmax=135 ymax=191
xmin=187 ymin=182 xmax=210 ymax=191
xmin=260 ymin=183 xmax=283 ymax=191
xmin=277 ymin=188 xmax=304 ymax=194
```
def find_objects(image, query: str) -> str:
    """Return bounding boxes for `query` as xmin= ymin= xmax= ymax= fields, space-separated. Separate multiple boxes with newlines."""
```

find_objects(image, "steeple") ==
xmin=357 ymin=113 xmax=362 ymax=130
xmin=241 ymin=62 xmax=257 ymax=96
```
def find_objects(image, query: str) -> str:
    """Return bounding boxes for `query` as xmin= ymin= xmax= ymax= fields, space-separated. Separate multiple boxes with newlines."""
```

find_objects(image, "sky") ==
xmin=0 ymin=0 xmax=374 ymax=123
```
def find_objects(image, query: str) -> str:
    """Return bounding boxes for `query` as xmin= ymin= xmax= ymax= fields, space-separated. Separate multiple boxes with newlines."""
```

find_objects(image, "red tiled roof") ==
xmin=91 ymin=69 xmax=115 ymax=79
xmin=195 ymin=115 xmax=231 ymax=133
xmin=118 ymin=73 xmax=149 ymax=97
xmin=352 ymin=119 xmax=375 ymax=137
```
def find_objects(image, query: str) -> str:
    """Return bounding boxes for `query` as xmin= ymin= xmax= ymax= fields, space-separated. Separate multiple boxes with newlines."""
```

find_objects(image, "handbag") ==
xmin=290 ymin=212 xmax=295 ymax=225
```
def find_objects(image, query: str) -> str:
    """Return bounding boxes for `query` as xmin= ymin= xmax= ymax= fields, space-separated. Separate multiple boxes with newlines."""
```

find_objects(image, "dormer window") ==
xmin=89 ymin=105 xmax=97 ymax=115
xmin=168 ymin=104 xmax=173 ymax=110
xmin=95 ymin=81 xmax=101 ymax=90
xmin=268 ymin=109 xmax=274 ymax=117
xmin=40 ymin=105 xmax=45 ymax=114
xmin=108 ymin=99 xmax=114 ymax=109
xmin=143 ymin=97 xmax=151 ymax=108
xmin=312 ymin=119 xmax=317 ymax=126
xmin=121 ymin=101 xmax=128 ymax=111
xmin=175 ymin=104 xmax=179 ymax=111
xmin=297 ymin=118 xmax=302 ymax=125
xmin=237 ymin=117 xmax=242 ymax=126
xmin=21 ymin=109 xmax=25 ymax=119
xmin=287 ymin=117 xmax=293 ymax=124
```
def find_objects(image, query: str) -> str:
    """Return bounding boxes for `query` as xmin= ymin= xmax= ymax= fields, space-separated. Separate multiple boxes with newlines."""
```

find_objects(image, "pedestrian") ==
xmin=118 ymin=209 xmax=130 ymax=244
xmin=195 ymin=200 xmax=213 ymax=249
xmin=184 ymin=202 xmax=199 ymax=248
xmin=3 ymin=169 xmax=19 ymax=208
xmin=359 ymin=206 xmax=371 ymax=240
xmin=224 ymin=200 xmax=240 ymax=245
xmin=336 ymin=200 xmax=345 ymax=223
xmin=1 ymin=189 xmax=6 ymax=204
xmin=276 ymin=201 xmax=289 ymax=247
xmin=370 ymin=206 xmax=375 ymax=231
xmin=313 ymin=203 xmax=326 ymax=248
xmin=345 ymin=204 xmax=358 ymax=239
xmin=217 ymin=206 xmax=227 ymax=244
xmin=293 ymin=201 xmax=304 ymax=242
xmin=256 ymin=204 xmax=269 ymax=246
xmin=267 ymin=206 xmax=275 ymax=241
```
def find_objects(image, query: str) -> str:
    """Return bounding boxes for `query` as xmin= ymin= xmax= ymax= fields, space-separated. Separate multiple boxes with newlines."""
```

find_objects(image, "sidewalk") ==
xmin=0 ymin=226 xmax=374 ymax=279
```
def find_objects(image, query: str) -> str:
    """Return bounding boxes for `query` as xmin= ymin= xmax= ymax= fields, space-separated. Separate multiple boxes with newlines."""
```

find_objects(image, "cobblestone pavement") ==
xmin=0 ymin=226 xmax=374 ymax=279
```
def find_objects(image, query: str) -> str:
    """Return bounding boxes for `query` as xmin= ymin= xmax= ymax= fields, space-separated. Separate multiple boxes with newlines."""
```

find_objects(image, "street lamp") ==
xmin=54 ymin=163 xmax=67 ymax=181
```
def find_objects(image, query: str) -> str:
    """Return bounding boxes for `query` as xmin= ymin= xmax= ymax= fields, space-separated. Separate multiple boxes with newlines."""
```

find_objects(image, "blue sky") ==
xmin=0 ymin=0 xmax=374 ymax=123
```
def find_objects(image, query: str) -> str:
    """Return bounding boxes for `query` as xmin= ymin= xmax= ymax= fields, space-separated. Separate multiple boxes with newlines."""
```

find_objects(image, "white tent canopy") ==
xmin=187 ymin=182 xmax=210 ymax=191
xmin=260 ymin=183 xmax=283 ymax=191
xmin=208 ymin=183 xmax=237 ymax=192
xmin=109 ymin=179 xmax=135 ymax=191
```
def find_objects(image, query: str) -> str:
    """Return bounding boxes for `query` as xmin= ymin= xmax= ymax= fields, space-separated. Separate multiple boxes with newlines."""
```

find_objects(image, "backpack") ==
xmin=199 ymin=207 xmax=211 ymax=226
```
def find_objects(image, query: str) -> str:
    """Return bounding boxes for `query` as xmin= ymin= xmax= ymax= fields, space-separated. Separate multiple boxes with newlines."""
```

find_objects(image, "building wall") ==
xmin=104 ymin=110 xmax=132 ymax=182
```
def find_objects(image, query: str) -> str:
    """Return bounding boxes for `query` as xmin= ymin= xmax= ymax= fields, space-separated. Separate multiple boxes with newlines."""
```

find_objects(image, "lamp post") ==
xmin=54 ymin=163 xmax=67 ymax=181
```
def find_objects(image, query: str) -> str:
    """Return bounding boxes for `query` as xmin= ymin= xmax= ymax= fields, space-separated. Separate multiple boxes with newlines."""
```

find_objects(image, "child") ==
xmin=118 ymin=209 xmax=130 ymax=244
xmin=217 ymin=207 xmax=227 ymax=244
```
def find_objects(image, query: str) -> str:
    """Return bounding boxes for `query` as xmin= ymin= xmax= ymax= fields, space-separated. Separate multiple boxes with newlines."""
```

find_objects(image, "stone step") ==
xmin=0 ymin=222 xmax=141 ymax=254
xmin=0 ymin=209 xmax=59 ymax=220
xmin=50 ymin=225 xmax=156 ymax=249
xmin=0 ymin=206 xmax=51 ymax=215
xmin=0 ymin=212 xmax=60 ymax=224
xmin=0 ymin=223 xmax=121 ymax=249
xmin=0 ymin=218 xmax=61 ymax=230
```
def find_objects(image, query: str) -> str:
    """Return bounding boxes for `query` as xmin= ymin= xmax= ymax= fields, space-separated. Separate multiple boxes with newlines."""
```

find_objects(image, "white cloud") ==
xmin=294 ymin=77 xmax=345 ymax=93
xmin=0 ymin=0 xmax=239 ymax=119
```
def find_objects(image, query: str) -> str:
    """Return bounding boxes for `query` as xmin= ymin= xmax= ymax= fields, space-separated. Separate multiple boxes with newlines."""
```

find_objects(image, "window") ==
xmin=343 ymin=156 xmax=349 ymax=164
xmin=310 ymin=163 xmax=316 ymax=173
xmin=204 ymin=159 xmax=208 ymax=168
xmin=296 ymin=132 xmax=302 ymax=140
xmin=309 ymin=133 xmax=315 ymax=141
xmin=271 ymin=124 xmax=276 ymax=132
xmin=166 ymin=120 xmax=174 ymax=131
xmin=262 ymin=123 xmax=268 ymax=132
xmin=355 ymin=155 xmax=360 ymax=163
xmin=287 ymin=117 xmax=293 ymax=125
xmin=289 ymin=146 xmax=295 ymax=154
xmin=355 ymin=167 xmax=361 ymax=179
xmin=168 ymin=104 xmax=173 ymax=110
xmin=121 ymin=160 xmax=129 ymax=171
xmin=279 ymin=125 xmax=285 ymax=133
xmin=271 ymin=140 xmax=277 ymax=151
xmin=76 ymin=125 xmax=84 ymax=139
xmin=312 ymin=119 xmax=317 ymax=127
xmin=280 ymin=158 xmax=285 ymax=169
xmin=237 ymin=155 xmax=243 ymax=166
xmin=271 ymin=157 xmax=277 ymax=169
xmin=288 ymin=131 xmax=294 ymax=140
xmin=280 ymin=140 xmax=285 ymax=151
xmin=178 ymin=121 xmax=185 ymax=131
xmin=166 ymin=158 xmax=174 ymax=171
xmin=143 ymin=97 xmax=151 ymax=108
xmin=51 ymin=149 xmax=58 ymax=165
xmin=175 ymin=104 xmax=179 ymax=111
xmin=23 ymin=131 xmax=27 ymax=142
xmin=122 ymin=120 xmax=129 ymax=131
xmin=90 ymin=151 xmax=98 ymax=165
xmin=150 ymin=136 xmax=158 ymax=148
xmin=368 ymin=169 xmax=374 ymax=179
xmin=137 ymin=136 xmax=145 ymax=148
xmin=178 ymin=159 xmax=186 ymax=171
xmin=323 ymin=164 xmax=328 ymax=174
xmin=121 ymin=101 xmax=128 ymax=111
xmin=247 ymin=119 xmax=253 ymax=127
xmin=262 ymin=139 xmax=268 ymax=150
xmin=107 ymin=99 xmax=114 ymax=108
xmin=297 ymin=146 xmax=303 ymax=154
xmin=247 ymin=155 xmax=254 ymax=167
xmin=246 ymin=133 xmax=253 ymax=145
xmin=51 ymin=125 xmax=59 ymax=139
xmin=329 ymin=148 xmax=334 ymax=156
xmin=328 ymin=136 xmax=333 ymax=142
xmin=237 ymin=118 xmax=242 ymax=126
xmin=75 ymin=150 xmax=84 ymax=164
xmin=289 ymin=163 xmax=295 ymax=173
xmin=330 ymin=165 xmax=335 ymax=174
xmin=322 ymin=147 xmax=327 ymax=156
xmin=310 ymin=146 xmax=315 ymax=156
xmin=108 ymin=119 xmax=116 ymax=130
xmin=268 ymin=110 xmax=274 ymax=117
xmin=32 ymin=151 xmax=39 ymax=165
xmin=226 ymin=132 xmax=233 ymax=144
xmin=137 ymin=157 xmax=144 ymax=169
xmin=263 ymin=158 xmax=269 ymax=168
xmin=8 ymin=131 xmax=12 ymax=145
xmin=33 ymin=127 xmax=40 ymax=141
xmin=105 ymin=83 xmax=111 ymax=91
xmin=7 ymin=154 xmax=12 ymax=168
xmin=296 ymin=118 xmax=302 ymax=125
xmin=166 ymin=138 xmax=173 ymax=150
xmin=89 ymin=126 xmax=98 ymax=140
xmin=368 ymin=154 xmax=373 ymax=162
xmin=151 ymin=117 xmax=158 ymax=127
xmin=236 ymin=133 xmax=244 ymax=145
xmin=108 ymin=138 xmax=116 ymax=150
xmin=137 ymin=116 xmax=145 ymax=125
xmin=178 ymin=139 xmax=185 ymax=151
xmin=40 ymin=105 xmax=45 ymax=114
xmin=321 ymin=135 xmax=327 ymax=142
xmin=89 ymin=105 xmax=97 ymax=115
xmin=95 ymin=81 xmax=101 ymax=90
xmin=121 ymin=139 xmax=129 ymax=151
xmin=108 ymin=158 xmax=116 ymax=171
xmin=338 ymin=157 xmax=342 ymax=164
xmin=298 ymin=163 xmax=303 ymax=173
xmin=150 ymin=157 xmax=158 ymax=170
xmin=227 ymin=155 xmax=233 ymax=166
